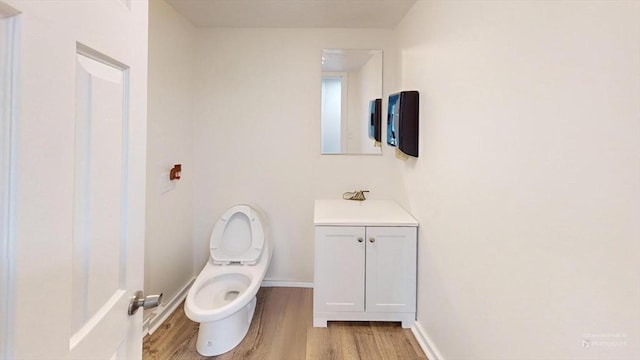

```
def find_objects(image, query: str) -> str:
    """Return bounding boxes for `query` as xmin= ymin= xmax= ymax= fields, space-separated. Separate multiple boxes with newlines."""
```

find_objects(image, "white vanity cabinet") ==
xmin=313 ymin=200 xmax=418 ymax=328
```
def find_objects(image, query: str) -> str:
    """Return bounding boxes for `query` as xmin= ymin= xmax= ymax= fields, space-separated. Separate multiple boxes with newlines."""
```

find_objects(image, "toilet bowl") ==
xmin=185 ymin=204 xmax=272 ymax=356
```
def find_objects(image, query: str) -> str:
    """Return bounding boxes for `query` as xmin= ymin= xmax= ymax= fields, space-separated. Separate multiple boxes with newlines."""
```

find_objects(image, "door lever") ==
xmin=128 ymin=291 xmax=163 ymax=316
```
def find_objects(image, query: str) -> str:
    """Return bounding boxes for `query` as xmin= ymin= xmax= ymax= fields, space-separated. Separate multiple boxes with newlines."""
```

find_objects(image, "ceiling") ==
xmin=165 ymin=0 xmax=417 ymax=28
xmin=321 ymin=49 xmax=379 ymax=72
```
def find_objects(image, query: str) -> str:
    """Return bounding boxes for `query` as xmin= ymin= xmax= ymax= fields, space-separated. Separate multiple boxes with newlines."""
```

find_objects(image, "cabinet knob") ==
xmin=357 ymin=237 xmax=364 ymax=243
xmin=369 ymin=237 xmax=375 ymax=243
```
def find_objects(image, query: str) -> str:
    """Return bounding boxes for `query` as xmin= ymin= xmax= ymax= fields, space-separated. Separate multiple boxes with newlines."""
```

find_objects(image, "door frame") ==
xmin=0 ymin=4 xmax=19 ymax=359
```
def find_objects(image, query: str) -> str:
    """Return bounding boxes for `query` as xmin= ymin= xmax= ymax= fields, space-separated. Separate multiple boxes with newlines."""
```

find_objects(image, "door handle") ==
xmin=369 ymin=237 xmax=375 ymax=243
xmin=128 ymin=291 xmax=163 ymax=315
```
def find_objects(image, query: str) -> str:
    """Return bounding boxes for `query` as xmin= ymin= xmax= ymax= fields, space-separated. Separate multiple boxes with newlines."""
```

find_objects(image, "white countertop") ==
xmin=314 ymin=199 xmax=418 ymax=226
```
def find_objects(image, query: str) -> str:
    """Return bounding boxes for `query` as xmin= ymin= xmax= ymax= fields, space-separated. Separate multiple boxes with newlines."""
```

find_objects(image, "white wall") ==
xmin=346 ymin=70 xmax=363 ymax=153
xmin=348 ymin=53 xmax=383 ymax=154
xmin=192 ymin=28 xmax=406 ymax=282
xmin=146 ymin=0 xmax=196 ymax=304
xmin=396 ymin=1 xmax=640 ymax=359
xmin=357 ymin=53 xmax=383 ymax=153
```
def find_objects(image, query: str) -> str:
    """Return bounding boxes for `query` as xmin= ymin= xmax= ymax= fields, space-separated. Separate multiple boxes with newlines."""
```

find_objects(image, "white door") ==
xmin=365 ymin=226 xmax=417 ymax=313
xmin=313 ymin=226 xmax=365 ymax=313
xmin=1 ymin=0 xmax=148 ymax=358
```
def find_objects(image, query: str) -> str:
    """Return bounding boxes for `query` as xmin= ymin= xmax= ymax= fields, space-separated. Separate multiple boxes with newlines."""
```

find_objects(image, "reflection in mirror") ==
xmin=321 ymin=49 xmax=383 ymax=155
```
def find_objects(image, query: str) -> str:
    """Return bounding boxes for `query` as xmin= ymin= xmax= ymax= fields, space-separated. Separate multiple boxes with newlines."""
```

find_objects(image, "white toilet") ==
xmin=185 ymin=204 xmax=272 ymax=356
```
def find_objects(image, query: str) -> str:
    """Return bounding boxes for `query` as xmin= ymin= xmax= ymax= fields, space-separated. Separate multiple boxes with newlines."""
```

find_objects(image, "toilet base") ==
xmin=195 ymin=296 xmax=257 ymax=356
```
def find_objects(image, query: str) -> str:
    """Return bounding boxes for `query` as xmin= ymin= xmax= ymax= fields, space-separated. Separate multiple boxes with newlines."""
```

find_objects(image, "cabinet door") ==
xmin=314 ymin=226 xmax=365 ymax=312
xmin=365 ymin=227 xmax=417 ymax=313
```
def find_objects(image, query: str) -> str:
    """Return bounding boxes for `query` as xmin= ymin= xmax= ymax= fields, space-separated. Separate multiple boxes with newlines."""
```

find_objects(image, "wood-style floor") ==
xmin=143 ymin=287 xmax=427 ymax=360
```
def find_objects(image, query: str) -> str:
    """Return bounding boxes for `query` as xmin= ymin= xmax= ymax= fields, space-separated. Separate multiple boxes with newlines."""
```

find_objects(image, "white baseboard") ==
xmin=143 ymin=277 xmax=195 ymax=336
xmin=411 ymin=320 xmax=444 ymax=360
xmin=261 ymin=279 xmax=314 ymax=288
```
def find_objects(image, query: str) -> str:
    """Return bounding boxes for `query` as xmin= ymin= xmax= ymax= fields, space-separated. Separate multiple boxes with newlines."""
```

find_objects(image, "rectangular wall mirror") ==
xmin=321 ymin=49 xmax=383 ymax=155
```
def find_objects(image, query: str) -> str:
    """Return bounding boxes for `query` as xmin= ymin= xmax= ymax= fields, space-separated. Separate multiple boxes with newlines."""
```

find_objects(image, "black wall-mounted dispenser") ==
xmin=387 ymin=90 xmax=419 ymax=157
xmin=368 ymin=98 xmax=382 ymax=142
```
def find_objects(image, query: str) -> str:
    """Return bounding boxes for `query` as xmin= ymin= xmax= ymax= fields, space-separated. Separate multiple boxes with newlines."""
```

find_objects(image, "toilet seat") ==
xmin=210 ymin=205 xmax=264 ymax=265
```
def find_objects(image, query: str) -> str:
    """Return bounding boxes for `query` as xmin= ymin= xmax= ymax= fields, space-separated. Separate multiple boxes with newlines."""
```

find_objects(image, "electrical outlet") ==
xmin=160 ymin=172 xmax=175 ymax=194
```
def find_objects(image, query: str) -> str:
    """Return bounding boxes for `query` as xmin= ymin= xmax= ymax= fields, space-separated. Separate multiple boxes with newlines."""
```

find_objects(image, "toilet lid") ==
xmin=209 ymin=205 xmax=264 ymax=265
